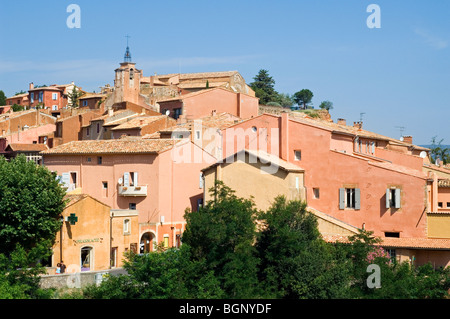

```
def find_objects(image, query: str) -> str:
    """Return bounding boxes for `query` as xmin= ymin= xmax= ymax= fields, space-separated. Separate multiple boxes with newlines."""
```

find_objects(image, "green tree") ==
xmin=430 ymin=136 xmax=450 ymax=165
xmin=0 ymin=155 xmax=67 ymax=256
xmin=256 ymin=196 xmax=351 ymax=298
xmin=11 ymin=104 xmax=24 ymax=112
xmin=0 ymin=242 xmax=54 ymax=299
xmin=0 ymin=90 xmax=6 ymax=106
xmin=293 ymin=89 xmax=314 ymax=109
xmin=319 ymin=100 xmax=333 ymax=111
xmin=249 ymin=69 xmax=279 ymax=105
xmin=275 ymin=93 xmax=294 ymax=108
xmin=182 ymin=181 xmax=261 ymax=298
xmin=68 ymin=86 xmax=84 ymax=108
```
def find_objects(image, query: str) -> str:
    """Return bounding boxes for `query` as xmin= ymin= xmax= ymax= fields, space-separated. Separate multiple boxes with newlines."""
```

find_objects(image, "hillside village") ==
xmin=1 ymin=46 xmax=450 ymax=279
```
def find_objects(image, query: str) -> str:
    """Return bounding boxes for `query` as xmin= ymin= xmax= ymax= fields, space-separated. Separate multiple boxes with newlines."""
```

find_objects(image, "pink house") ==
xmin=216 ymin=112 xmax=450 ymax=267
xmin=41 ymin=138 xmax=216 ymax=252
xmin=157 ymin=87 xmax=259 ymax=121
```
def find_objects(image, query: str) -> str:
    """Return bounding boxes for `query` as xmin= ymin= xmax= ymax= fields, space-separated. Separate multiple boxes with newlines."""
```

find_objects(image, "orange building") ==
xmin=50 ymin=193 xmax=139 ymax=274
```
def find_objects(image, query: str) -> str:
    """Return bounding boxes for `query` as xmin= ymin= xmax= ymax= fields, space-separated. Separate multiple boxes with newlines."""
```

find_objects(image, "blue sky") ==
xmin=1 ymin=0 xmax=449 ymax=145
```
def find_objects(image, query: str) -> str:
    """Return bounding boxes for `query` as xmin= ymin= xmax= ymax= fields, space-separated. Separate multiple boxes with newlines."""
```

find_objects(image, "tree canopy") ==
xmin=0 ymin=90 xmax=6 ymax=106
xmin=0 ymin=155 xmax=67 ymax=256
xmin=249 ymin=69 xmax=279 ymax=105
xmin=293 ymin=89 xmax=314 ymax=109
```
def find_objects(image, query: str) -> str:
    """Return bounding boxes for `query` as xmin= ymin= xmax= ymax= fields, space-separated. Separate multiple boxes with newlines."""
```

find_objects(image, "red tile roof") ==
xmin=41 ymin=138 xmax=180 ymax=155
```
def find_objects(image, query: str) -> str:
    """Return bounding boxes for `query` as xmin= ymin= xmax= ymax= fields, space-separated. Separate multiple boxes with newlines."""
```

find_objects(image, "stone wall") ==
xmin=39 ymin=268 xmax=127 ymax=289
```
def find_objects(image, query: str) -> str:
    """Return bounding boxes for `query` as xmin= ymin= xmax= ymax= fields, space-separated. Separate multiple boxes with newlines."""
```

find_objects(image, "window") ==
xmin=197 ymin=198 xmax=203 ymax=211
xmin=163 ymin=235 xmax=169 ymax=248
xmin=313 ymin=188 xmax=320 ymax=199
xmin=87 ymin=157 xmax=91 ymax=162
xmin=86 ymin=127 xmax=90 ymax=136
xmin=123 ymin=219 xmax=131 ymax=234
xmin=385 ymin=232 xmax=400 ymax=238
xmin=447 ymin=202 xmax=450 ymax=208
xmin=386 ymin=249 xmax=396 ymax=262
xmin=52 ymin=93 xmax=58 ymax=100
xmin=96 ymin=123 xmax=100 ymax=134
xmin=97 ymin=156 xmax=102 ymax=165
xmin=438 ymin=202 xmax=443 ymax=208
xmin=102 ymin=181 xmax=108 ymax=189
xmin=30 ymin=93 xmax=34 ymax=103
xmin=251 ymin=126 xmax=257 ymax=133
xmin=339 ymin=188 xmax=360 ymax=210
xmin=294 ymin=150 xmax=301 ymax=161
xmin=174 ymin=108 xmax=182 ymax=119
xmin=52 ymin=105 xmax=58 ymax=111
xmin=82 ymin=100 xmax=88 ymax=107
xmin=129 ymin=203 xmax=136 ymax=210
xmin=386 ymin=188 xmax=401 ymax=209
xmin=195 ymin=130 xmax=201 ymax=140
xmin=38 ymin=91 xmax=43 ymax=103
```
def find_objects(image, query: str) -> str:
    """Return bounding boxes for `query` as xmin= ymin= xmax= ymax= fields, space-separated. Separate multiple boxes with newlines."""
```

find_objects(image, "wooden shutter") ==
xmin=62 ymin=173 xmax=70 ymax=187
xmin=339 ymin=188 xmax=345 ymax=209
xmin=134 ymin=172 xmax=138 ymax=187
xmin=124 ymin=172 xmax=130 ymax=187
xmin=386 ymin=189 xmax=391 ymax=208
xmin=395 ymin=188 xmax=401 ymax=209
xmin=355 ymin=188 xmax=361 ymax=210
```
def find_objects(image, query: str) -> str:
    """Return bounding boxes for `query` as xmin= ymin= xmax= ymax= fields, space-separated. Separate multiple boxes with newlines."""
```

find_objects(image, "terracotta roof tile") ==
xmin=7 ymin=143 xmax=48 ymax=152
xmin=111 ymin=115 xmax=167 ymax=130
xmin=377 ymin=237 xmax=450 ymax=250
xmin=41 ymin=138 xmax=180 ymax=155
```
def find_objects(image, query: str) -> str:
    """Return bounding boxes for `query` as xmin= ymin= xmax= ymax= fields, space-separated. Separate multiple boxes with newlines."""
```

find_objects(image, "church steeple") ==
xmin=124 ymin=35 xmax=132 ymax=62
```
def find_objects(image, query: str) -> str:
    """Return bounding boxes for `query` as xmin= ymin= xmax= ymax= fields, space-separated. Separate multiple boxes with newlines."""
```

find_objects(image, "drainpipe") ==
xmin=109 ymin=212 xmax=113 ymax=269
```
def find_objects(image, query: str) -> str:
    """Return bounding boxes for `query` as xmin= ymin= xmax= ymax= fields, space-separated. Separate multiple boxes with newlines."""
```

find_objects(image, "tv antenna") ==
xmin=395 ymin=126 xmax=405 ymax=139
xmin=360 ymin=112 xmax=366 ymax=122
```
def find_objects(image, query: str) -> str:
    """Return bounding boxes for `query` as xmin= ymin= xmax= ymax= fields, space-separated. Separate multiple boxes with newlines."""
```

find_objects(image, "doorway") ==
xmin=140 ymin=232 xmax=155 ymax=254
xmin=81 ymin=246 xmax=93 ymax=271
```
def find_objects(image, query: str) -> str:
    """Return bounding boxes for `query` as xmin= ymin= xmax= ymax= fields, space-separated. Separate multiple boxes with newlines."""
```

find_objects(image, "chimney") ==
xmin=353 ymin=121 xmax=363 ymax=129
xmin=280 ymin=111 xmax=289 ymax=161
xmin=337 ymin=118 xmax=346 ymax=126
xmin=29 ymin=82 xmax=34 ymax=90
xmin=402 ymin=135 xmax=413 ymax=144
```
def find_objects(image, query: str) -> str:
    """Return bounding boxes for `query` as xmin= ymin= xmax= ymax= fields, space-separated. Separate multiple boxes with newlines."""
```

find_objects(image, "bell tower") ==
xmin=113 ymin=36 xmax=141 ymax=104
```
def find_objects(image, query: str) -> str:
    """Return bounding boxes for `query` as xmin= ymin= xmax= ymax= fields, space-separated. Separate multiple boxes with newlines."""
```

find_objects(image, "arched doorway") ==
xmin=81 ymin=246 xmax=93 ymax=271
xmin=140 ymin=232 xmax=155 ymax=254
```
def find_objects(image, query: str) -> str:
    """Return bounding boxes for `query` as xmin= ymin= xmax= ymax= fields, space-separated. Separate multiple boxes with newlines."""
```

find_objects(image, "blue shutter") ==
xmin=62 ymin=173 xmax=70 ymax=187
xmin=355 ymin=188 xmax=361 ymax=210
xmin=339 ymin=188 xmax=345 ymax=209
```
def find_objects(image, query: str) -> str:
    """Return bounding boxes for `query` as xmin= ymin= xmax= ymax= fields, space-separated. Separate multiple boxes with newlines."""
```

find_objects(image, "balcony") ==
xmin=118 ymin=185 xmax=148 ymax=197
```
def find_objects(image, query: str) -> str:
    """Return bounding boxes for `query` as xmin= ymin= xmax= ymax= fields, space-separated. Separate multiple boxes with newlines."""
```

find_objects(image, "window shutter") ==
xmin=386 ymin=189 xmax=390 ymax=208
xmin=339 ymin=188 xmax=345 ymax=209
xmin=355 ymin=188 xmax=361 ymax=210
xmin=199 ymin=173 xmax=203 ymax=189
xmin=124 ymin=172 xmax=130 ymax=187
xmin=62 ymin=173 xmax=70 ymax=187
xmin=134 ymin=172 xmax=138 ymax=186
xmin=395 ymin=188 xmax=401 ymax=209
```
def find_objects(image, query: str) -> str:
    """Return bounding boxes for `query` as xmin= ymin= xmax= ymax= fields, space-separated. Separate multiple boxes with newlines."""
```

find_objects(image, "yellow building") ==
xmin=50 ymin=193 xmax=139 ymax=274
xmin=201 ymin=149 xmax=359 ymax=238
